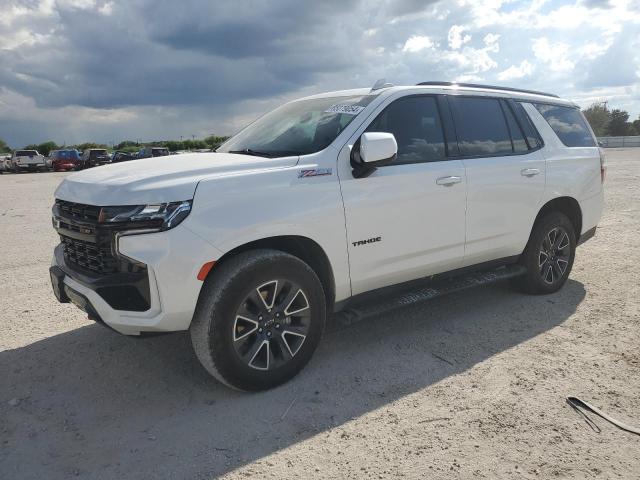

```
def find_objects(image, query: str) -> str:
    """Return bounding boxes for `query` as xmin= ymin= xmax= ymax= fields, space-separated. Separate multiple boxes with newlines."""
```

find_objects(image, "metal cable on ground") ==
xmin=567 ymin=397 xmax=640 ymax=436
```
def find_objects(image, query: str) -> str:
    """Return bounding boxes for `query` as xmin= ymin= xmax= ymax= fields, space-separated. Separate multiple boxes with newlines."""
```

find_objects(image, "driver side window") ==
xmin=366 ymin=96 xmax=446 ymax=165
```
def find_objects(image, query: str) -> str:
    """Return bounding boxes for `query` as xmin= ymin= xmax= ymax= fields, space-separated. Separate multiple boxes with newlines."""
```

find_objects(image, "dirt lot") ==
xmin=1 ymin=149 xmax=639 ymax=479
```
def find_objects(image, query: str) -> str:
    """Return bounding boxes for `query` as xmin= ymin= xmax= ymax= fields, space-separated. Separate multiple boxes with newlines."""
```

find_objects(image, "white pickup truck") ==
xmin=50 ymin=81 xmax=604 ymax=390
xmin=10 ymin=149 xmax=47 ymax=172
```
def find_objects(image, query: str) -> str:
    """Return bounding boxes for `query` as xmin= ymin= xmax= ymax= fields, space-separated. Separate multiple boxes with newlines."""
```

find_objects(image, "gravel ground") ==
xmin=1 ymin=149 xmax=639 ymax=479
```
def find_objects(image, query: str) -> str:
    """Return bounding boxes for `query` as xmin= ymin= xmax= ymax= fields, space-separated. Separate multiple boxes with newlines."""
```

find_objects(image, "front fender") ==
xmin=182 ymin=163 xmax=351 ymax=301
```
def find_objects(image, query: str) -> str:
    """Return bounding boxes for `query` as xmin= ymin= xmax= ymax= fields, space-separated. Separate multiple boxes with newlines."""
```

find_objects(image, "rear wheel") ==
xmin=190 ymin=250 xmax=326 ymax=391
xmin=518 ymin=212 xmax=576 ymax=294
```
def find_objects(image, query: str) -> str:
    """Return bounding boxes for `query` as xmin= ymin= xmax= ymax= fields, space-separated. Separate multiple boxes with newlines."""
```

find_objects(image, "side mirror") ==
xmin=360 ymin=132 xmax=397 ymax=165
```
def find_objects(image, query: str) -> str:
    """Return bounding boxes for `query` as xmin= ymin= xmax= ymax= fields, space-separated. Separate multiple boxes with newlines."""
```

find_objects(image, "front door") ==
xmin=338 ymin=94 xmax=467 ymax=296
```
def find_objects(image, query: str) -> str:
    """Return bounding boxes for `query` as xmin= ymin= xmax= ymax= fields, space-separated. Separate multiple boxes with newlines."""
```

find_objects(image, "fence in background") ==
xmin=597 ymin=136 xmax=640 ymax=147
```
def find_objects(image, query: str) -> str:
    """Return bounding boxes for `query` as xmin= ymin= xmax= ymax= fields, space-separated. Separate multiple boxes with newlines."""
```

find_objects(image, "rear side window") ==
xmin=89 ymin=150 xmax=108 ymax=158
xmin=366 ymin=96 xmax=446 ymax=164
xmin=501 ymin=101 xmax=528 ymax=153
xmin=514 ymin=102 xmax=542 ymax=149
xmin=450 ymin=97 xmax=513 ymax=156
xmin=152 ymin=148 xmax=169 ymax=156
xmin=533 ymin=104 xmax=595 ymax=147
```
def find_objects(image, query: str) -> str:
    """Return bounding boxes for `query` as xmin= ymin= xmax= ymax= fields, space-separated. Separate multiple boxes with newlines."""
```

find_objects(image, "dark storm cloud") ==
xmin=386 ymin=0 xmax=441 ymax=16
xmin=0 ymin=0 xmax=363 ymax=110
xmin=147 ymin=0 xmax=360 ymax=58
xmin=1 ymin=0 xmax=639 ymax=147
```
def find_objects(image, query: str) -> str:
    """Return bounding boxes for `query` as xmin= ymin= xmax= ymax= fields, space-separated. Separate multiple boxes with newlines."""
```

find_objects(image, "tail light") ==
xmin=599 ymin=148 xmax=606 ymax=183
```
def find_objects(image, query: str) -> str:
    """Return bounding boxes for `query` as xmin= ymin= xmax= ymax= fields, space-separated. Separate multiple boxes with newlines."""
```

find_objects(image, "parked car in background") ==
xmin=111 ymin=151 xmax=137 ymax=163
xmin=80 ymin=149 xmax=111 ymax=168
xmin=137 ymin=147 xmax=170 ymax=159
xmin=9 ymin=150 xmax=46 ymax=172
xmin=0 ymin=153 xmax=11 ymax=173
xmin=49 ymin=150 xmax=81 ymax=171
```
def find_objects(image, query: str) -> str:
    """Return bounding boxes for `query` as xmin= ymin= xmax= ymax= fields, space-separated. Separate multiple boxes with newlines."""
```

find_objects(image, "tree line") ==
xmin=582 ymin=103 xmax=640 ymax=137
xmin=0 ymin=135 xmax=230 ymax=156
xmin=2 ymin=103 xmax=640 ymax=156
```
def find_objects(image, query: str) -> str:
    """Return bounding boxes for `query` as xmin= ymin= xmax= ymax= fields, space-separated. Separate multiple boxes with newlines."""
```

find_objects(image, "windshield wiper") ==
xmin=227 ymin=148 xmax=302 ymax=158
xmin=228 ymin=148 xmax=275 ymax=158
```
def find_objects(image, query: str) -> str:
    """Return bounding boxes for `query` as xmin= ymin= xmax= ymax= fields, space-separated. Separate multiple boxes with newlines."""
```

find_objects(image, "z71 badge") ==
xmin=298 ymin=168 xmax=332 ymax=178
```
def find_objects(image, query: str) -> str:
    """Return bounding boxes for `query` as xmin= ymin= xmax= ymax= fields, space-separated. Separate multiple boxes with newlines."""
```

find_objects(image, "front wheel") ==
xmin=518 ymin=212 xmax=576 ymax=294
xmin=190 ymin=250 xmax=326 ymax=391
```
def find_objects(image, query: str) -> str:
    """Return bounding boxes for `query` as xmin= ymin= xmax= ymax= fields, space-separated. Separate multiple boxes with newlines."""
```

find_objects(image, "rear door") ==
xmin=339 ymin=94 xmax=467 ymax=295
xmin=448 ymin=96 xmax=546 ymax=266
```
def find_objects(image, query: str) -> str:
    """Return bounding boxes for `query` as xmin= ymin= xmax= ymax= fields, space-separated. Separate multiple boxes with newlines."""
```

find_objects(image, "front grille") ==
xmin=61 ymin=236 xmax=119 ymax=274
xmin=54 ymin=199 xmax=151 ymax=311
xmin=56 ymin=200 xmax=101 ymax=223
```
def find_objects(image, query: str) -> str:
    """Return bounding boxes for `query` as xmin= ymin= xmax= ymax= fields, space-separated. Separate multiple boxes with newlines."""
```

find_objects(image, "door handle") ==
xmin=520 ymin=168 xmax=541 ymax=177
xmin=436 ymin=175 xmax=462 ymax=186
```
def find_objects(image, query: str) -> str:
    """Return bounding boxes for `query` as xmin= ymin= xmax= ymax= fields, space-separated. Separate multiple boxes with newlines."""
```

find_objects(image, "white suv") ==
xmin=50 ymin=81 xmax=604 ymax=390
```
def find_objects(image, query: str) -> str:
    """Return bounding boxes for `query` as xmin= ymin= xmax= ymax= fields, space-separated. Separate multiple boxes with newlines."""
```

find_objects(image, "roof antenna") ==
xmin=370 ymin=78 xmax=394 ymax=92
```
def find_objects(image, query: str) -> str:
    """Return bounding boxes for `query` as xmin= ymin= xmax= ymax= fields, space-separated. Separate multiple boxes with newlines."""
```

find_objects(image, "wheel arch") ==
xmin=207 ymin=235 xmax=336 ymax=312
xmin=532 ymin=196 xmax=582 ymax=240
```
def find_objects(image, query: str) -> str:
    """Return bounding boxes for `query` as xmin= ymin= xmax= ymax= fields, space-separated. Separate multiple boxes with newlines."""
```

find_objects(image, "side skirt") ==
xmin=334 ymin=256 xmax=524 ymax=324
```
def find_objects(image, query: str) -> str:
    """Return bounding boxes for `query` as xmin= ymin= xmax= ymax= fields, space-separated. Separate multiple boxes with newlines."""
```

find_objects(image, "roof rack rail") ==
xmin=416 ymin=81 xmax=559 ymax=98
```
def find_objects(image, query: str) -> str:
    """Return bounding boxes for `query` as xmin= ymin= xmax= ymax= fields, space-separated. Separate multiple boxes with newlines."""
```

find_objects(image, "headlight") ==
xmin=98 ymin=200 xmax=192 ymax=232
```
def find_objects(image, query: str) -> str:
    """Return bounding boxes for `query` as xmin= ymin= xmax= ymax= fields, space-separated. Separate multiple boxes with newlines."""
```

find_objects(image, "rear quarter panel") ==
xmin=523 ymin=103 xmax=604 ymax=234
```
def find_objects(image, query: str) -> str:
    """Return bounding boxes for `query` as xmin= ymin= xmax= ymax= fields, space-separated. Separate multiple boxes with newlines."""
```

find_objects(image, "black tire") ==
xmin=190 ymin=249 xmax=326 ymax=391
xmin=518 ymin=212 xmax=576 ymax=294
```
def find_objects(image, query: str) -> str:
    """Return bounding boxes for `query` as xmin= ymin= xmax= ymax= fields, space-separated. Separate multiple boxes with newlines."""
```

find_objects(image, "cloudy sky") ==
xmin=1 ymin=0 xmax=639 ymax=148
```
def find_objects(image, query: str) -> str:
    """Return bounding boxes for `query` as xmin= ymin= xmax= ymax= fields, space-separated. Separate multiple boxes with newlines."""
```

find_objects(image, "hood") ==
xmin=55 ymin=153 xmax=298 ymax=205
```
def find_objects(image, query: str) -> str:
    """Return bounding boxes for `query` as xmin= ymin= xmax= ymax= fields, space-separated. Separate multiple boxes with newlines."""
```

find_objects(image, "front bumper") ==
xmin=17 ymin=163 xmax=45 ymax=169
xmin=53 ymin=162 xmax=77 ymax=171
xmin=51 ymin=225 xmax=223 ymax=335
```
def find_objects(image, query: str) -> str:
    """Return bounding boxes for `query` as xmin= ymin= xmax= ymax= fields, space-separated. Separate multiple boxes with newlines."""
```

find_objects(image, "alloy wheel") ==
xmin=538 ymin=226 xmax=571 ymax=285
xmin=232 ymin=279 xmax=311 ymax=371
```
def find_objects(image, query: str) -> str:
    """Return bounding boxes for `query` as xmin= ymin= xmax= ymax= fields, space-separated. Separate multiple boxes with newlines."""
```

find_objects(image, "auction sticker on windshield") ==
xmin=324 ymin=104 xmax=366 ymax=115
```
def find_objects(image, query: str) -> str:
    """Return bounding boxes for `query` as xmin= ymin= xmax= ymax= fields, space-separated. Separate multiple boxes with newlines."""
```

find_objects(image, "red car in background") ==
xmin=49 ymin=150 xmax=81 ymax=171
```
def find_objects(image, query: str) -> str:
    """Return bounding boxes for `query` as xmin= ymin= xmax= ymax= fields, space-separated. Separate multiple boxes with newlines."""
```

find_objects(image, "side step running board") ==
xmin=335 ymin=264 xmax=527 ymax=326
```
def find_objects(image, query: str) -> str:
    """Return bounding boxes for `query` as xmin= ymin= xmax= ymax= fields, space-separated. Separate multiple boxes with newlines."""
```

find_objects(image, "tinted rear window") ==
xmin=533 ymin=104 xmax=595 ymax=147
xmin=502 ymin=101 xmax=528 ymax=153
xmin=15 ymin=150 xmax=38 ymax=156
xmin=514 ymin=102 xmax=542 ymax=149
xmin=450 ymin=97 xmax=513 ymax=156
xmin=89 ymin=150 xmax=108 ymax=158
xmin=56 ymin=150 xmax=79 ymax=159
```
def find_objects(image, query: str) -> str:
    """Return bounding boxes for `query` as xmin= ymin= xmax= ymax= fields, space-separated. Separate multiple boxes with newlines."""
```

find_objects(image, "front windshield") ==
xmin=217 ymin=94 xmax=378 ymax=157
